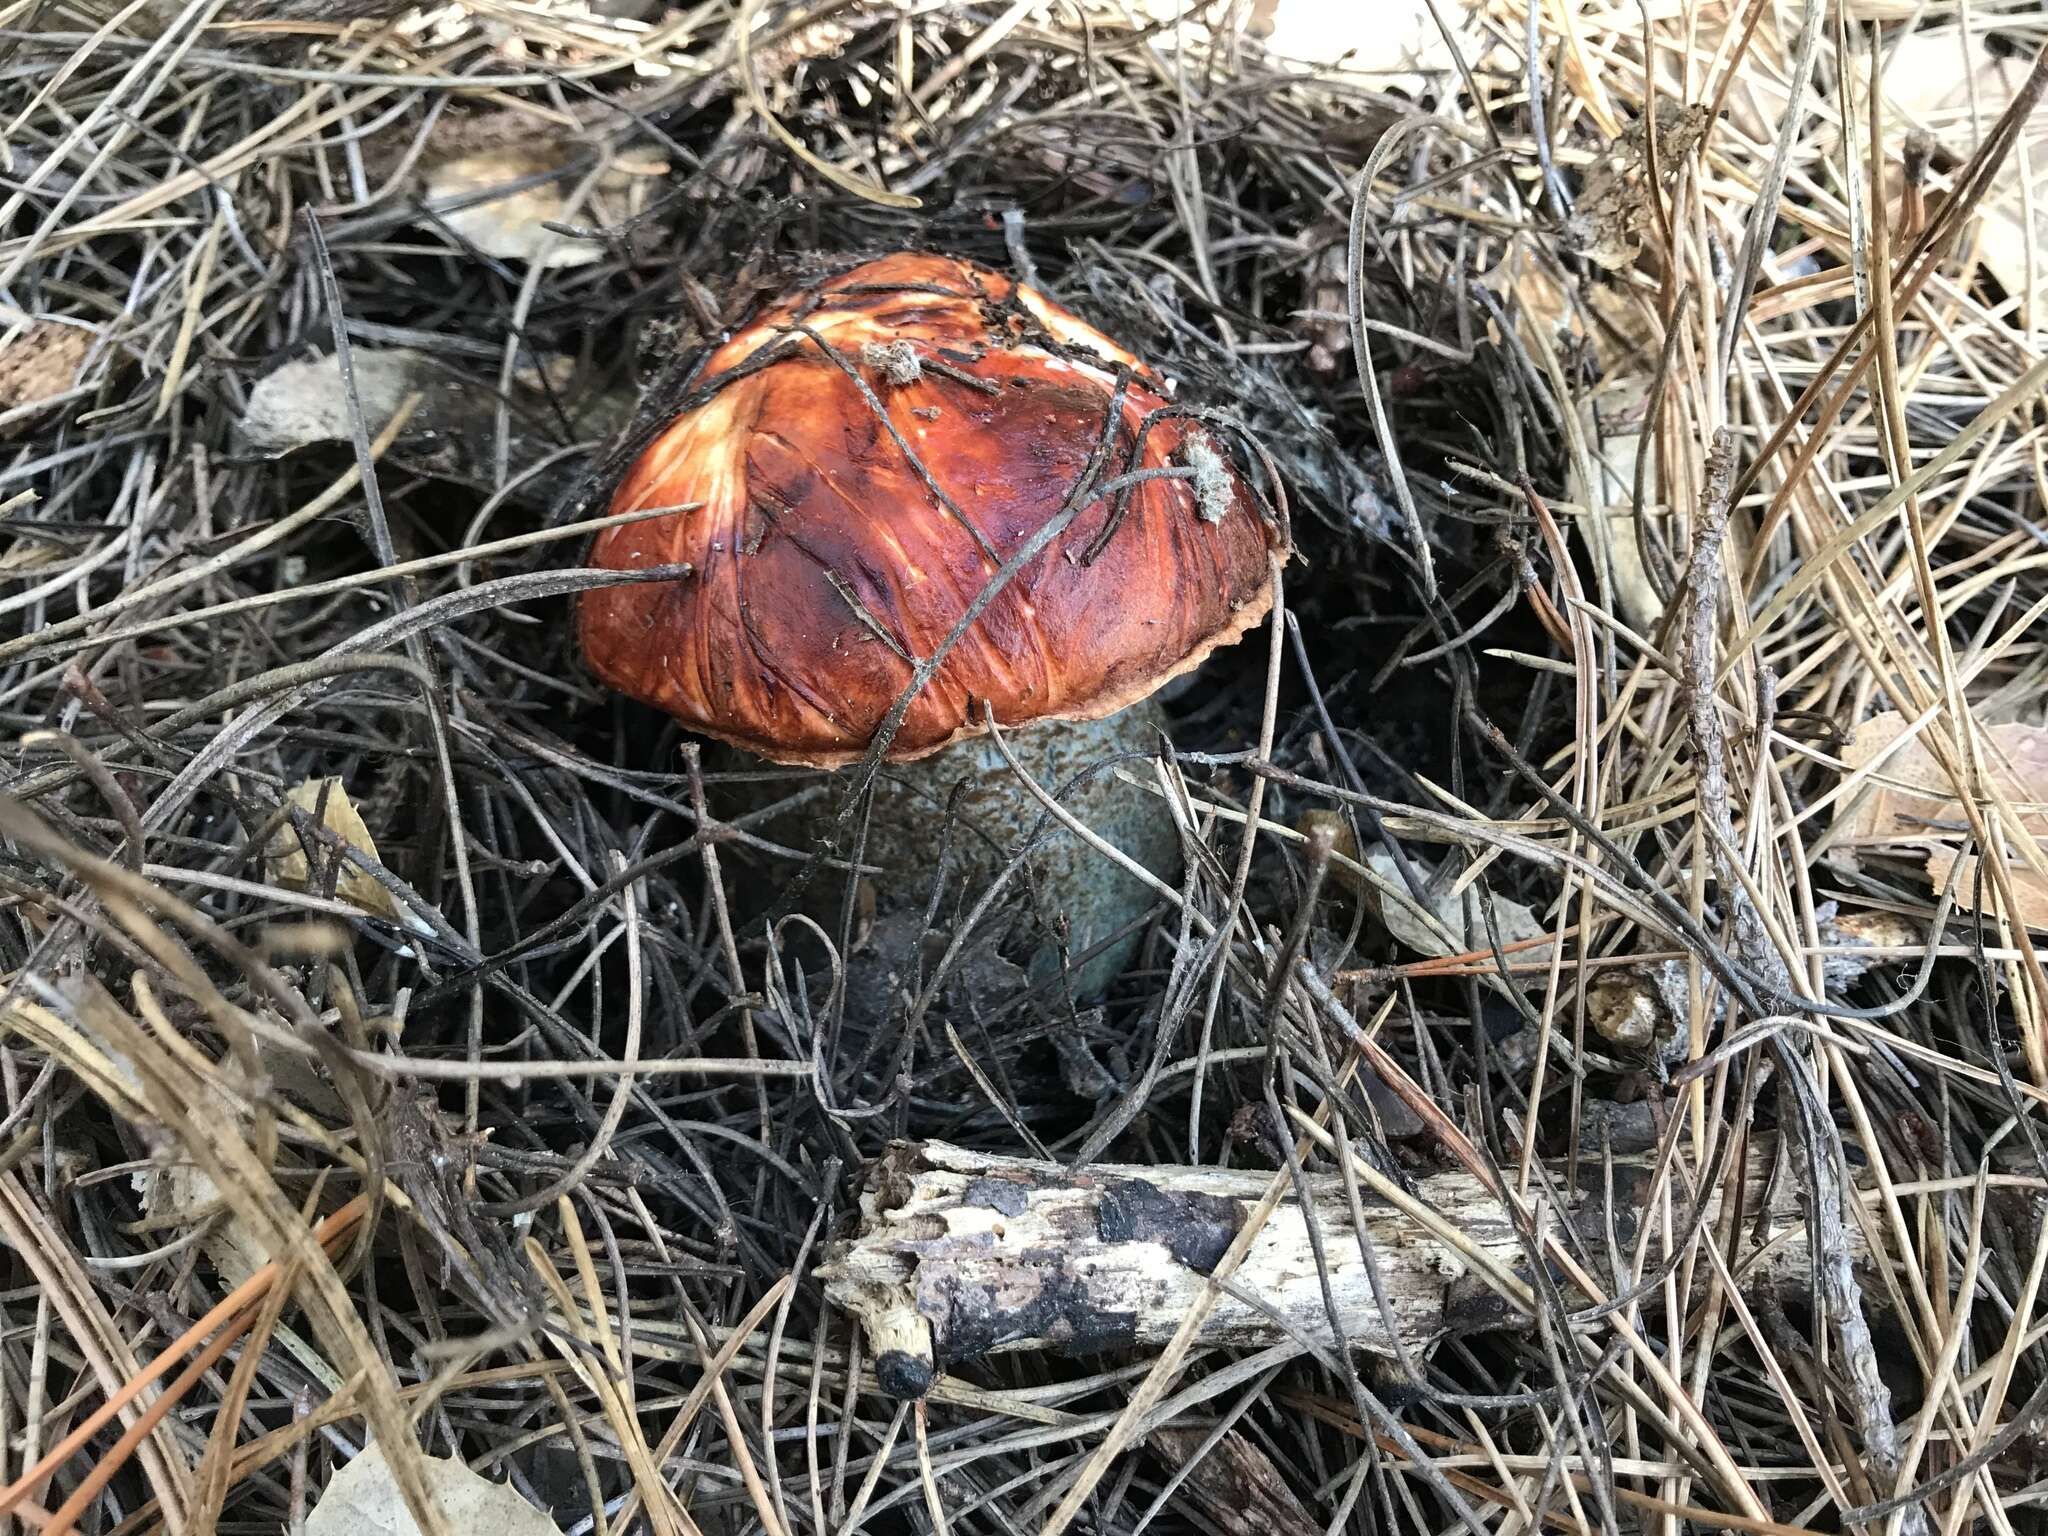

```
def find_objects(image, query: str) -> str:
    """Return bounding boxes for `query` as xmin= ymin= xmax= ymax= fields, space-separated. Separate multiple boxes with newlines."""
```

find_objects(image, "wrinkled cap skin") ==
xmin=578 ymin=252 xmax=1283 ymax=767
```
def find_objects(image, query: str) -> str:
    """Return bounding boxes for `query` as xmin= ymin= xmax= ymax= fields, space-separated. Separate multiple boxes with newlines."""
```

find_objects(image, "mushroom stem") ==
xmin=860 ymin=701 xmax=1181 ymax=996
xmin=752 ymin=702 xmax=1181 ymax=998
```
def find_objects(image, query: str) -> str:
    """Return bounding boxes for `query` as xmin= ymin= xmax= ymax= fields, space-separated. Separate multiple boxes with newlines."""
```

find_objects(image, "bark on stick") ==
xmin=820 ymin=1138 xmax=1862 ymax=1397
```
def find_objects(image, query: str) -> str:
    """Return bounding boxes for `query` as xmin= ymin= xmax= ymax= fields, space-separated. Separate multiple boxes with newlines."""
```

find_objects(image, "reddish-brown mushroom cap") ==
xmin=577 ymin=252 xmax=1284 ymax=767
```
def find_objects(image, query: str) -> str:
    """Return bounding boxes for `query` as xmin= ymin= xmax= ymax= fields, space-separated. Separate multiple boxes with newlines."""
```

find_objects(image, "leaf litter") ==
xmin=2 ymin=5 xmax=2048 ymax=1536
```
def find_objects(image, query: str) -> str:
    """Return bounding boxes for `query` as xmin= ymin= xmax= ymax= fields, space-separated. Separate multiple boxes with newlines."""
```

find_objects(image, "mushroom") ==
xmin=579 ymin=252 xmax=1286 ymax=988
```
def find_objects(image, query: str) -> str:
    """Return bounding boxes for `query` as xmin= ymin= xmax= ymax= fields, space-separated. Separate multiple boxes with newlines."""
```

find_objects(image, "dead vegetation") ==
xmin=4 ymin=2 xmax=2048 ymax=1534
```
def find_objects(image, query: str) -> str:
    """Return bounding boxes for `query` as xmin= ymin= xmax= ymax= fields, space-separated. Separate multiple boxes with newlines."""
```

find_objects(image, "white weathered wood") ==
xmin=820 ymin=1137 xmax=1860 ymax=1396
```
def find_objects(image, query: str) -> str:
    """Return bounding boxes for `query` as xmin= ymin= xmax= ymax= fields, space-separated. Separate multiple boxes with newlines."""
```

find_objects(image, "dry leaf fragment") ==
xmin=238 ymin=347 xmax=632 ymax=507
xmin=1927 ymin=850 xmax=2048 ymax=934
xmin=1573 ymin=372 xmax=1667 ymax=631
xmin=1299 ymin=810 xmax=1551 ymax=967
xmin=1834 ymin=713 xmax=2048 ymax=845
xmin=117 ymin=993 xmax=278 ymax=1288
xmin=1583 ymin=903 xmax=1909 ymax=1059
xmin=1821 ymin=908 xmax=1923 ymax=989
xmin=1364 ymin=850 xmax=1551 ymax=965
xmin=0 ymin=489 xmax=63 ymax=573
xmin=137 ymin=1160 xmax=281 ymax=1290
xmin=1880 ymin=28 xmax=2048 ymax=323
xmin=0 ymin=320 xmax=91 ymax=422
xmin=306 ymin=1441 xmax=562 ymax=1536
xmin=267 ymin=778 xmax=402 ymax=922
xmin=1566 ymin=103 xmax=1712 ymax=272
xmin=1587 ymin=969 xmax=1665 ymax=1051
xmin=1581 ymin=959 xmax=1697 ymax=1067
xmin=1836 ymin=713 xmax=2048 ymax=927
xmin=1295 ymin=218 xmax=1349 ymax=374
xmin=241 ymin=350 xmax=424 ymax=455
xmin=421 ymin=145 xmax=665 ymax=269
xmin=43 ymin=971 xmax=333 ymax=1289
xmin=1246 ymin=0 xmax=1476 ymax=79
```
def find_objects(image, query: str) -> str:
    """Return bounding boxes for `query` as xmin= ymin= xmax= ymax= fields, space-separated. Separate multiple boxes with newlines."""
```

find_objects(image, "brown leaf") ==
xmin=239 ymin=349 xmax=427 ymax=455
xmin=1299 ymin=810 xmax=1551 ymax=967
xmin=0 ymin=321 xmax=90 ymax=420
xmin=420 ymin=145 xmax=666 ymax=269
xmin=1927 ymin=850 xmax=2048 ymax=933
xmin=138 ymin=1161 xmax=279 ymax=1291
xmin=1837 ymin=713 xmax=2048 ymax=929
xmin=266 ymin=778 xmax=402 ymax=922
xmin=1835 ymin=713 xmax=2048 ymax=845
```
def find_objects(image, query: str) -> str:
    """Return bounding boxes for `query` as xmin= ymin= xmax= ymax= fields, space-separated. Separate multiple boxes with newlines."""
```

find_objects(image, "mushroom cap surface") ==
xmin=578 ymin=252 xmax=1282 ymax=766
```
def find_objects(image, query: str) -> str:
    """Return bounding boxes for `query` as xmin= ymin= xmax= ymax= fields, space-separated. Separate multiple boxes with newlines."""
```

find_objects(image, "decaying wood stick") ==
xmin=1148 ymin=1427 xmax=1321 ymax=1536
xmin=820 ymin=1138 xmax=1866 ymax=1397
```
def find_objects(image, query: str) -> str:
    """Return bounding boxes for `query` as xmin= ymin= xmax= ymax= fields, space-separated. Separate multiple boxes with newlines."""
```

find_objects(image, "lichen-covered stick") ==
xmin=820 ymin=1139 xmax=1866 ymax=1399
